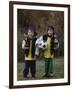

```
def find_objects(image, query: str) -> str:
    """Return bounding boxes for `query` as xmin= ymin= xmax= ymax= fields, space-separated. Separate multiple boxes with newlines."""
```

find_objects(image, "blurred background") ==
xmin=17 ymin=9 xmax=64 ymax=80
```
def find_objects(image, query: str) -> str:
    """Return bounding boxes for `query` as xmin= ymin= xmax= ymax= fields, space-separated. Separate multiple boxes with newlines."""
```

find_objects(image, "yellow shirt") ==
xmin=25 ymin=40 xmax=35 ymax=60
xmin=43 ymin=37 xmax=54 ymax=58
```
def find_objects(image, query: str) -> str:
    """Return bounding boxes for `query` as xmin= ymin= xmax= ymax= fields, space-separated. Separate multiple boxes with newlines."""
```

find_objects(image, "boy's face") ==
xmin=47 ymin=28 xmax=53 ymax=36
xmin=28 ymin=29 xmax=34 ymax=38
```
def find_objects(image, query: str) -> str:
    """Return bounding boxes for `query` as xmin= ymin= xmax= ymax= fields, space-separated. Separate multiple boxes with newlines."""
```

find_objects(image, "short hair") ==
xmin=27 ymin=25 xmax=35 ymax=33
xmin=47 ymin=25 xmax=55 ymax=35
xmin=47 ymin=26 xmax=54 ymax=30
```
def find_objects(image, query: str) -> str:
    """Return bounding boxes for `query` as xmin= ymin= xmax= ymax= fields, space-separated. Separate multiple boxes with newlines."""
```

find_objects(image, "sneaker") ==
xmin=49 ymin=73 xmax=54 ymax=77
xmin=32 ymin=76 xmax=36 ymax=79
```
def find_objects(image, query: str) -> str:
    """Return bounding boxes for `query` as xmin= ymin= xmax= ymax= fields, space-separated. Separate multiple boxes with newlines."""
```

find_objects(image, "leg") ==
xmin=43 ymin=58 xmax=50 ymax=77
xmin=30 ymin=61 xmax=36 ymax=78
xmin=44 ymin=58 xmax=54 ymax=77
xmin=45 ymin=58 xmax=51 ymax=76
xmin=49 ymin=58 xmax=54 ymax=76
xmin=23 ymin=60 xmax=30 ymax=77
xmin=46 ymin=58 xmax=54 ymax=77
xmin=45 ymin=58 xmax=49 ymax=76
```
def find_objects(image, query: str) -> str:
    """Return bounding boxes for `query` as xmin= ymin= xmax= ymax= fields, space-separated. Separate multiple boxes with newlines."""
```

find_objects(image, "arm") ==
xmin=54 ymin=38 xmax=59 ymax=50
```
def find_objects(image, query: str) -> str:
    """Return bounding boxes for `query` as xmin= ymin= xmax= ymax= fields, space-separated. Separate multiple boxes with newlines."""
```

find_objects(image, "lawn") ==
xmin=17 ymin=57 xmax=64 ymax=81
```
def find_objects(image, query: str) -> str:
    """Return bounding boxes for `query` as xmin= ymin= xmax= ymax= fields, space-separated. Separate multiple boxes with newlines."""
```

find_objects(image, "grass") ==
xmin=17 ymin=57 xmax=64 ymax=81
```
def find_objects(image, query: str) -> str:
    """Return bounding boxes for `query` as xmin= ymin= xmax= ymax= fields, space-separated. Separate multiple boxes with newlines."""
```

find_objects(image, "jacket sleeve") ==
xmin=22 ymin=40 xmax=25 ymax=49
xmin=22 ymin=39 xmax=29 ymax=50
xmin=54 ymin=38 xmax=59 ymax=50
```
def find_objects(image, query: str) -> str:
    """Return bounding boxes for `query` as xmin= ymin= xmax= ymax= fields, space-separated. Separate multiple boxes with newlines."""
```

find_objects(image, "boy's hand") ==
xmin=54 ymin=39 xmax=58 ymax=43
xmin=54 ymin=39 xmax=59 ymax=50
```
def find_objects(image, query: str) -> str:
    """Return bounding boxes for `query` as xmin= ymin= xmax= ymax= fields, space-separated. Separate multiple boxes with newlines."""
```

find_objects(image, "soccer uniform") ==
xmin=22 ymin=37 xmax=36 ymax=78
xmin=43 ymin=35 xmax=59 ymax=77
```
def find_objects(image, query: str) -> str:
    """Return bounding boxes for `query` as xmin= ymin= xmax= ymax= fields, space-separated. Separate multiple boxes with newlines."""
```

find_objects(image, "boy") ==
xmin=43 ymin=26 xmax=59 ymax=77
xmin=22 ymin=27 xmax=37 ymax=79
